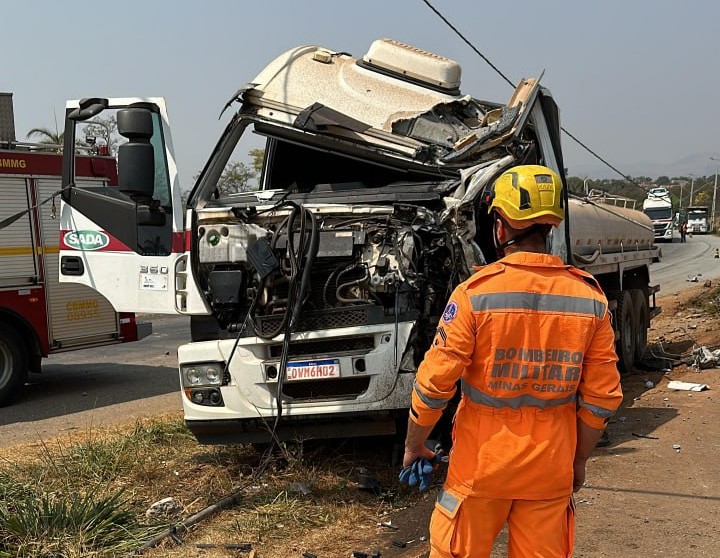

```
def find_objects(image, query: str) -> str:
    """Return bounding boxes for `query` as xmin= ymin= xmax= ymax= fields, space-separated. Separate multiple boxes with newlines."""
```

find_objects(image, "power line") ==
xmin=420 ymin=0 xmax=648 ymax=195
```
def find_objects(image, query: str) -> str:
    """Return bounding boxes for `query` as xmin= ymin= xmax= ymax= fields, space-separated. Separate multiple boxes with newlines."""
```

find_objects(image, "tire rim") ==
xmin=0 ymin=342 xmax=11 ymax=390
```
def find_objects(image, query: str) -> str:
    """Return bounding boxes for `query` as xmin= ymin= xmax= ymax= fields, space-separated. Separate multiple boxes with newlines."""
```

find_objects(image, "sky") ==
xmin=3 ymin=0 xmax=720 ymax=189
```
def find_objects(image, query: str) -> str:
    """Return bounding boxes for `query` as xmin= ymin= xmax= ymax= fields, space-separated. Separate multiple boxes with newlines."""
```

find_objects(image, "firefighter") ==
xmin=400 ymin=165 xmax=623 ymax=557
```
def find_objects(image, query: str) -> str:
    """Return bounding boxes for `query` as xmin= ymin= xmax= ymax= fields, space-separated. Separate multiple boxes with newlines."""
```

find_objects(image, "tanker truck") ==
xmin=57 ymin=39 xmax=660 ymax=443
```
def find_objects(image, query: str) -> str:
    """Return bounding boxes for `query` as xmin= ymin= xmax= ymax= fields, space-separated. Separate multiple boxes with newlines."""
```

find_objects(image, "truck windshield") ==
xmin=644 ymin=208 xmax=672 ymax=220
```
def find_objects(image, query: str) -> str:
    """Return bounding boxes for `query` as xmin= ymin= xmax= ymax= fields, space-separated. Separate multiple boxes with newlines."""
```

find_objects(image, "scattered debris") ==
xmin=632 ymin=433 xmax=659 ymax=440
xmin=644 ymin=380 xmax=655 ymax=389
xmin=195 ymin=543 xmax=252 ymax=551
xmin=353 ymin=551 xmax=369 ymax=558
xmin=668 ymin=380 xmax=710 ymax=391
xmin=672 ymin=444 xmax=682 ymax=452
xmin=377 ymin=520 xmax=399 ymax=530
xmin=692 ymin=346 xmax=720 ymax=369
xmin=145 ymin=497 xmax=183 ymax=520
xmin=288 ymin=482 xmax=312 ymax=496
xmin=302 ymin=552 xmax=317 ymax=558
xmin=392 ymin=540 xmax=407 ymax=548
xmin=357 ymin=468 xmax=383 ymax=496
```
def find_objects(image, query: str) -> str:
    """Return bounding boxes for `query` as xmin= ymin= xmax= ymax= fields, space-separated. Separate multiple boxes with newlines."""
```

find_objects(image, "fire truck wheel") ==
xmin=631 ymin=289 xmax=649 ymax=362
xmin=614 ymin=291 xmax=636 ymax=374
xmin=0 ymin=324 xmax=28 ymax=407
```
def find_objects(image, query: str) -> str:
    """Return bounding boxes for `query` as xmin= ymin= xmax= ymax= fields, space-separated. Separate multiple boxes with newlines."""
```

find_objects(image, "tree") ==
xmin=217 ymin=161 xmax=257 ymax=195
xmin=249 ymin=148 xmax=265 ymax=174
xmin=26 ymin=127 xmax=64 ymax=151
xmin=694 ymin=191 xmax=710 ymax=206
xmin=82 ymin=115 xmax=120 ymax=156
xmin=656 ymin=176 xmax=671 ymax=186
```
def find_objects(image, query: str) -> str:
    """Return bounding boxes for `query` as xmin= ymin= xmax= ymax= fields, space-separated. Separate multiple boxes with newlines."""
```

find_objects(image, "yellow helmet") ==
xmin=488 ymin=165 xmax=564 ymax=228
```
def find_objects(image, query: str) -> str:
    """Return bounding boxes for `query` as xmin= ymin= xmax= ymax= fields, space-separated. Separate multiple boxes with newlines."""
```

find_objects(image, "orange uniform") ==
xmin=411 ymin=251 xmax=623 ymax=556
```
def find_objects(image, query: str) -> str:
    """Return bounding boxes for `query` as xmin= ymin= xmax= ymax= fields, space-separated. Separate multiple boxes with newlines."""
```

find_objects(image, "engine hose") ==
xmin=253 ymin=207 xmax=300 ymax=340
xmin=291 ymin=209 xmax=319 ymax=326
xmin=336 ymin=265 xmax=371 ymax=304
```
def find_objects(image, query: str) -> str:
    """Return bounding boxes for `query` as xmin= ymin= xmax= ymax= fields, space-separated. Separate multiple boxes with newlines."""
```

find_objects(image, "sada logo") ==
xmin=63 ymin=230 xmax=110 ymax=251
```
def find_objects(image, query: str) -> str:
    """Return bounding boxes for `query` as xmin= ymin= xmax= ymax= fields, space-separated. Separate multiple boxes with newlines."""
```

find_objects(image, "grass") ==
xmin=0 ymin=419 xmax=418 ymax=558
xmin=682 ymin=285 xmax=720 ymax=317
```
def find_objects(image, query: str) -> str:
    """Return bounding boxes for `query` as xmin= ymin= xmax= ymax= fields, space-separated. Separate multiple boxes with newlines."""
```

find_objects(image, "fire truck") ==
xmin=0 ymin=93 xmax=151 ymax=406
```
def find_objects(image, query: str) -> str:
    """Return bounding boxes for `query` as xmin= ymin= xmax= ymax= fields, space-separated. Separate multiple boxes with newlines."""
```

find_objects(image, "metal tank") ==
xmin=568 ymin=196 xmax=655 ymax=259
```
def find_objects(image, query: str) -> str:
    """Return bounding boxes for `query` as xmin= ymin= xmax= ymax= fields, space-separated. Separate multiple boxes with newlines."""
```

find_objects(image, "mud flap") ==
xmin=429 ymin=487 xmax=466 ymax=557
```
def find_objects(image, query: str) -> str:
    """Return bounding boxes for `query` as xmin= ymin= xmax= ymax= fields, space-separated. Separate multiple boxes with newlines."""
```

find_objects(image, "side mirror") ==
xmin=68 ymin=98 xmax=108 ymax=121
xmin=117 ymin=108 xmax=155 ymax=200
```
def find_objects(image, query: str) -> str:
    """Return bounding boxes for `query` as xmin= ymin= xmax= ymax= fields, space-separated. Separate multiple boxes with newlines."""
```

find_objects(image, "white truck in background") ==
xmin=0 ymin=93 xmax=151 ymax=406
xmin=57 ymin=39 xmax=660 ymax=443
xmin=685 ymin=205 xmax=710 ymax=234
xmin=642 ymin=187 xmax=675 ymax=241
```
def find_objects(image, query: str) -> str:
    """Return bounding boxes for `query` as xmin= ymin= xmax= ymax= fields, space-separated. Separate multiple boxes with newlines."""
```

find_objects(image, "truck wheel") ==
xmin=631 ymin=289 xmax=648 ymax=362
xmin=614 ymin=291 xmax=636 ymax=374
xmin=0 ymin=324 xmax=28 ymax=407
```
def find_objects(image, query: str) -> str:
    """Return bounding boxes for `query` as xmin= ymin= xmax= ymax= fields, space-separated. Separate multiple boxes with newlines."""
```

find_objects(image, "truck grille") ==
xmin=281 ymin=377 xmax=371 ymax=400
xmin=255 ymin=305 xmax=384 ymax=336
xmin=269 ymin=336 xmax=375 ymax=358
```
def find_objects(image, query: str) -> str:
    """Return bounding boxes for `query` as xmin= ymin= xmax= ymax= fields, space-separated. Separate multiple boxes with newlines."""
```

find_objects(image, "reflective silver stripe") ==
xmin=413 ymin=381 xmax=451 ymax=410
xmin=578 ymin=394 xmax=616 ymax=418
xmin=437 ymin=488 xmax=459 ymax=514
xmin=470 ymin=292 xmax=606 ymax=318
xmin=461 ymin=379 xmax=576 ymax=409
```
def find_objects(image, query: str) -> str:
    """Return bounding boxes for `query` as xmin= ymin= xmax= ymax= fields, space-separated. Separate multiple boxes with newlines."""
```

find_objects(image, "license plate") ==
xmin=285 ymin=359 xmax=340 ymax=381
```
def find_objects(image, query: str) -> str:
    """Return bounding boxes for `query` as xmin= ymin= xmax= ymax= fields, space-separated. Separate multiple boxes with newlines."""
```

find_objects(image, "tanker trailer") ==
xmin=568 ymin=194 xmax=660 ymax=372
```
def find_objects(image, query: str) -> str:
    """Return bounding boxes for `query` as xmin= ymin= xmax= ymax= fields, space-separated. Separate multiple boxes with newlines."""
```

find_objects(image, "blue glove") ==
xmin=399 ymin=447 xmax=445 ymax=492
xmin=399 ymin=458 xmax=435 ymax=492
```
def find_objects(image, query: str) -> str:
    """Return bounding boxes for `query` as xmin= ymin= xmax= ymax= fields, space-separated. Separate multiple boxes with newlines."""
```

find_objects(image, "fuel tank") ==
xmin=568 ymin=197 xmax=655 ymax=258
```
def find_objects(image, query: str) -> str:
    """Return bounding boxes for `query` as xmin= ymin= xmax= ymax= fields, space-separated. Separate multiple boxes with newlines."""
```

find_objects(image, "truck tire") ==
xmin=631 ymin=289 xmax=648 ymax=362
xmin=614 ymin=291 xmax=636 ymax=374
xmin=0 ymin=324 xmax=28 ymax=407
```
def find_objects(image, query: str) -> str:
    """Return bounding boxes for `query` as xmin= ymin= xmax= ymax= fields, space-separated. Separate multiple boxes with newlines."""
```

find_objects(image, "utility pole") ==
xmin=685 ymin=174 xmax=695 ymax=209
xmin=711 ymin=158 xmax=720 ymax=232
xmin=689 ymin=174 xmax=695 ymax=207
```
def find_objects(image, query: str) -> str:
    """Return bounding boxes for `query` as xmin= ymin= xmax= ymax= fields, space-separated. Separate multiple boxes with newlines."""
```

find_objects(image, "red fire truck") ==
xmin=0 ymin=93 xmax=151 ymax=406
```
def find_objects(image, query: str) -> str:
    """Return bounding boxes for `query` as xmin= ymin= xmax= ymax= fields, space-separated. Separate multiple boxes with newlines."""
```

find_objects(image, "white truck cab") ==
xmin=60 ymin=39 xmax=659 ymax=443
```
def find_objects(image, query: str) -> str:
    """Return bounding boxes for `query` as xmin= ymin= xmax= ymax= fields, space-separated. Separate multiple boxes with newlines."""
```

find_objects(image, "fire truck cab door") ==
xmin=59 ymin=97 xmax=207 ymax=315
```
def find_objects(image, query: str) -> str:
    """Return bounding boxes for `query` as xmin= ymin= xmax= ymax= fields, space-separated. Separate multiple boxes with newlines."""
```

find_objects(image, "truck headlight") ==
xmin=181 ymin=362 xmax=225 ymax=387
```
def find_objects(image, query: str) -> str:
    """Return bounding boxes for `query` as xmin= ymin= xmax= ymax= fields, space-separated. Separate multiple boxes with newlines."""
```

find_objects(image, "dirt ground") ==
xmin=364 ymin=285 xmax=720 ymax=558
xmin=3 ymin=286 xmax=720 ymax=557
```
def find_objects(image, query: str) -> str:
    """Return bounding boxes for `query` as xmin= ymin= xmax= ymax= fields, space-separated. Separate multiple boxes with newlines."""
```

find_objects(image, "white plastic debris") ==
xmin=672 ymin=444 xmax=681 ymax=452
xmin=644 ymin=380 xmax=654 ymax=389
xmin=667 ymin=380 xmax=710 ymax=392
xmin=145 ymin=497 xmax=183 ymax=519
xmin=692 ymin=346 xmax=720 ymax=369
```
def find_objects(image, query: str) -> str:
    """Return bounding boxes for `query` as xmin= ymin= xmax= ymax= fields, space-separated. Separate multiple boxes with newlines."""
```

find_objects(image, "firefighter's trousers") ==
xmin=429 ymin=493 xmax=575 ymax=558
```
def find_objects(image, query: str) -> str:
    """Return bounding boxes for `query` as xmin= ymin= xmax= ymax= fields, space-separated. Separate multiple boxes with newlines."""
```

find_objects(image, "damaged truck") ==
xmin=58 ymin=39 xmax=660 ymax=443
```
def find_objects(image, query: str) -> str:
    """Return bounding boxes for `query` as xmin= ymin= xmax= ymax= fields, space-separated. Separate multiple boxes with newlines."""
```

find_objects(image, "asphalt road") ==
xmin=649 ymin=232 xmax=720 ymax=294
xmin=0 ymin=314 xmax=190 ymax=446
xmin=3 ymin=235 xmax=720 ymax=447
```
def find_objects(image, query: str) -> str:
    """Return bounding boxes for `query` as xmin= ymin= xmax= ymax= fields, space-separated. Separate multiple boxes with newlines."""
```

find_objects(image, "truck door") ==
xmin=59 ymin=97 xmax=207 ymax=315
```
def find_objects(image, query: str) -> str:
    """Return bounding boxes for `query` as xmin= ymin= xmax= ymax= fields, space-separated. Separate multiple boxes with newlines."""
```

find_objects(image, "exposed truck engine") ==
xmin=58 ymin=39 xmax=660 ymax=443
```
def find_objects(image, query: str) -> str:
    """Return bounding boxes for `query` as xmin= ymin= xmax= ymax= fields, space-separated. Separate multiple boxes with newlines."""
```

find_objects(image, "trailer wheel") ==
xmin=631 ymin=289 xmax=649 ymax=362
xmin=0 ymin=324 xmax=28 ymax=407
xmin=614 ymin=291 xmax=636 ymax=374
